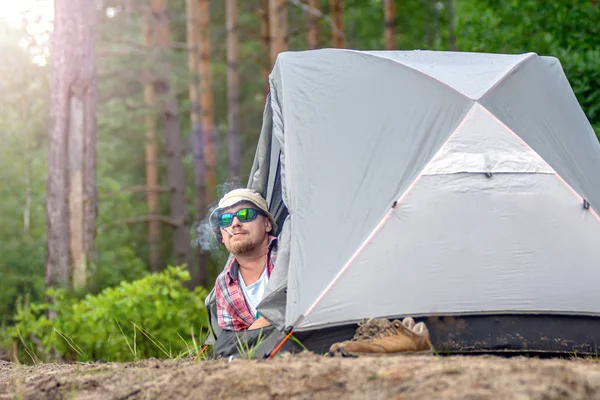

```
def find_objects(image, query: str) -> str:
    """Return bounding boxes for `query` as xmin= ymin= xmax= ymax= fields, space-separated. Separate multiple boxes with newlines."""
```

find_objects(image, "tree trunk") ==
xmin=24 ymin=160 xmax=31 ymax=235
xmin=143 ymin=13 xmax=161 ymax=273
xmin=151 ymin=0 xmax=191 ymax=268
xmin=384 ymin=0 xmax=396 ymax=50
xmin=307 ymin=0 xmax=320 ymax=49
xmin=192 ymin=122 xmax=208 ymax=287
xmin=187 ymin=0 xmax=208 ymax=287
xmin=23 ymin=98 xmax=32 ymax=235
xmin=433 ymin=0 xmax=440 ymax=48
xmin=260 ymin=0 xmax=271 ymax=86
xmin=83 ymin=65 xmax=98 ymax=268
xmin=47 ymin=45 xmax=70 ymax=290
xmin=198 ymin=0 xmax=216 ymax=205
xmin=446 ymin=0 xmax=457 ymax=50
xmin=330 ymin=0 xmax=344 ymax=48
xmin=69 ymin=94 xmax=86 ymax=289
xmin=269 ymin=0 xmax=288 ymax=66
xmin=226 ymin=0 xmax=240 ymax=179
xmin=424 ymin=0 xmax=432 ymax=48
xmin=47 ymin=0 xmax=97 ymax=292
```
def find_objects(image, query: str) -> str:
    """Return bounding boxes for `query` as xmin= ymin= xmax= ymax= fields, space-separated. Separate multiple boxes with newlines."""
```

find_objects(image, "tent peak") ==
xmin=273 ymin=49 xmax=539 ymax=99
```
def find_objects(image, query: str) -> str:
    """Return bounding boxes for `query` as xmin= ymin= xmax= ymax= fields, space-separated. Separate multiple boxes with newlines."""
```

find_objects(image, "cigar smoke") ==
xmin=190 ymin=179 xmax=242 ymax=253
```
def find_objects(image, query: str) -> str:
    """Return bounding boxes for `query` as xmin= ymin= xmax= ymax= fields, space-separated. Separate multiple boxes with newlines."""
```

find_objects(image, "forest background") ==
xmin=0 ymin=0 xmax=599 ymax=362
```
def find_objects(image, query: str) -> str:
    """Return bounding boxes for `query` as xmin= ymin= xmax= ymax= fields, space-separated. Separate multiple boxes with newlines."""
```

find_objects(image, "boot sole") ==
xmin=333 ymin=349 xmax=434 ymax=358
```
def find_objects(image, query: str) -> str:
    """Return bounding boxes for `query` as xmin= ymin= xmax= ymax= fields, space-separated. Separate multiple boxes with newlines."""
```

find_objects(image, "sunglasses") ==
xmin=217 ymin=208 xmax=266 ymax=228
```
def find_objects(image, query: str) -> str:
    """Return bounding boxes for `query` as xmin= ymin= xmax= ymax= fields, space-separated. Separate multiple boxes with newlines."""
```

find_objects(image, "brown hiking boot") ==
xmin=328 ymin=317 xmax=433 ymax=357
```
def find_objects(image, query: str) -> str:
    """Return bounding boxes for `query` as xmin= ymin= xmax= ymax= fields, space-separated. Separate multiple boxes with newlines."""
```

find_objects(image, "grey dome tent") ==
xmin=205 ymin=49 xmax=600 ymax=357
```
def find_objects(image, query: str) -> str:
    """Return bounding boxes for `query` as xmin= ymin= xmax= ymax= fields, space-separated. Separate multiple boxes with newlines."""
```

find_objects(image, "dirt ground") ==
xmin=2 ymin=352 xmax=600 ymax=400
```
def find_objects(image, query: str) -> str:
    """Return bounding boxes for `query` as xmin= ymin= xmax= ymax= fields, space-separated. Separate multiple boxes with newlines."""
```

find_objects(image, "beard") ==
xmin=228 ymin=235 xmax=259 ymax=255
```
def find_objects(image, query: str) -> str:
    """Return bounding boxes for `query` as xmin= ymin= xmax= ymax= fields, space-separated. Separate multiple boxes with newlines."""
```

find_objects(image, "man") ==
xmin=212 ymin=188 xmax=277 ymax=331
xmin=211 ymin=188 xmax=432 ymax=356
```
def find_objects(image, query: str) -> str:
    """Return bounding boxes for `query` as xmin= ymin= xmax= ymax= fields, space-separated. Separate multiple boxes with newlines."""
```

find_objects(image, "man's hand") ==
xmin=248 ymin=316 xmax=271 ymax=330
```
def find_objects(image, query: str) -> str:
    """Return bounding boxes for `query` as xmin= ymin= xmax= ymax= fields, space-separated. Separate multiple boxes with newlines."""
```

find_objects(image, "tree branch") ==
xmin=99 ymin=82 xmax=144 ymax=103
xmin=98 ymin=49 xmax=147 ymax=58
xmin=98 ymin=69 xmax=144 ymax=81
xmin=123 ymin=99 xmax=150 ymax=110
xmin=171 ymin=42 xmax=190 ymax=50
xmin=98 ymin=215 xmax=179 ymax=232
xmin=104 ymin=186 xmax=170 ymax=198
xmin=287 ymin=0 xmax=346 ymax=40
xmin=100 ymin=36 xmax=147 ymax=50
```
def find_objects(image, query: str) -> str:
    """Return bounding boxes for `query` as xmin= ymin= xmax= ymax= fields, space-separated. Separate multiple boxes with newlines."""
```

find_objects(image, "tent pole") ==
xmin=194 ymin=344 xmax=209 ymax=361
xmin=268 ymin=330 xmax=294 ymax=359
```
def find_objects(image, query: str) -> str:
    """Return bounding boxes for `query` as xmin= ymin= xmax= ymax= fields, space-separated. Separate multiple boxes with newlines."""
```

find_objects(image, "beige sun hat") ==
xmin=214 ymin=188 xmax=277 ymax=232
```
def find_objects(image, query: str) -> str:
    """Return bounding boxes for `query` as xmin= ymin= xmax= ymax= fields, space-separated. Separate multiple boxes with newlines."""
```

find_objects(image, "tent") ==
xmin=205 ymin=49 xmax=600 ymax=357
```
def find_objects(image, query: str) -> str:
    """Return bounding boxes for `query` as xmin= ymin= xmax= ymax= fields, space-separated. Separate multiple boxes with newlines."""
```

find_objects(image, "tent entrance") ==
xmin=277 ymin=314 xmax=600 ymax=357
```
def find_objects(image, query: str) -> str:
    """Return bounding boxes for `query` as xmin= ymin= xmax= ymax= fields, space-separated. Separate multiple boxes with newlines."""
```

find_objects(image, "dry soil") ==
xmin=2 ymin=352 xmax=600 ymax=399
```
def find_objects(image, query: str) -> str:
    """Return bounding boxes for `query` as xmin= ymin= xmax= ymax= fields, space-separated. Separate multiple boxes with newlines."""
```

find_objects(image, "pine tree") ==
xmin=47 ymin=0 xmax=97 ymax=291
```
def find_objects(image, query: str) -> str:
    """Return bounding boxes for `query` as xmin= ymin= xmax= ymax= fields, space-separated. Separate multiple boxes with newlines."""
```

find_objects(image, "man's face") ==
xmin=219 ymin=203 xmax=272 ymax=255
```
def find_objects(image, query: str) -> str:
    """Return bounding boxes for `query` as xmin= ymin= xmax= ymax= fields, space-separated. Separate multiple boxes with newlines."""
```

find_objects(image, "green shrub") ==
xmin=6 ymin=266 xmax=209 ymax=363
xmin=87 ymin=246 xmax=149 ymax=295
xmin=0 ymin=237 xmax=46 ymax=326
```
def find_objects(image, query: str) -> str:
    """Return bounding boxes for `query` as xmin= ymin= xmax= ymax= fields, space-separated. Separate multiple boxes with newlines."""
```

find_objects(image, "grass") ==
xmin=289 ymin=334 xmax=309 ymax=352
xmin=130 ymin=322 xmax=172 ymax=358
xmin=189 ymin=325 xmax=212 ymax=361
xmin=235 ymin=329 xmax=267 ymax=360
xmin=10 ymin=318 xmax=213 ymax=364
xmin=54 ymin=328 xmax=84 ymax=358
xmin=15 ymin=328 xmax=41 ymax=365
xmin=569 ymin=351 xmax=600 ymax=362
xmin=367 ymin=372 xmax=380 ymax=380
xmin=10 ymin=315 xmax=313 ymax=364
xmin=114 ymin=319 xmax=214 ymax=362
xmin=115 ymin=318 xmax=137 ymax=360
xmin=568 ymin=341 xmax=600 ymax=362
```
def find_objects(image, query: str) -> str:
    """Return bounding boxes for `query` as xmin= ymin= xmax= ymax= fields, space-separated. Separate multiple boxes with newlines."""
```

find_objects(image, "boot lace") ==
xmin=351 ymin=318 xmax=401 ymax=342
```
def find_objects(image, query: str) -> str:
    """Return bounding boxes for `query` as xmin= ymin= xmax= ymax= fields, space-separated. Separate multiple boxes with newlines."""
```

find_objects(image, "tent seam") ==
xmin=479 ymin=105 xmax=600 ymax=224
xmin=476 ymin=52 xmax=536 ymax=100
xmin=421 ymin=171 xmax=556 ymax=176
xmin=342 ymin=49 xmax=472 ymax=102
xmin=298 ymin=103 xmax=478 ymax=325
xmin=271 ymin=55 xmax=291 ymax=213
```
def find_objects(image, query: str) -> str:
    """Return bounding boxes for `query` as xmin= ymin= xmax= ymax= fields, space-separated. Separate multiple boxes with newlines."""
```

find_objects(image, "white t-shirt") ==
xmin=239 ymin=268 xmax=269 ymax=316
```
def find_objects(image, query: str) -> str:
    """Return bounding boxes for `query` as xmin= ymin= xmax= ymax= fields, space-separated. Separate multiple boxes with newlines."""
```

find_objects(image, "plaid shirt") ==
xmin=215 ymin=236 xmax=278 ymax=331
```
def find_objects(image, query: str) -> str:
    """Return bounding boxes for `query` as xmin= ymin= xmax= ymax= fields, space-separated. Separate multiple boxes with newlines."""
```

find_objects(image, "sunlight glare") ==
xmin=0 ymin=0 xmax=53 ymax=66
xmin=0 ymin=0 xmax=53 ymax=28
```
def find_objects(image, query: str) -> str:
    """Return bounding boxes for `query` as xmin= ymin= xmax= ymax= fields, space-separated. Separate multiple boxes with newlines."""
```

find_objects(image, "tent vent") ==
xmin=584 ymin=199 xmax=590 ymax=210
xmin=485 ymin=172 xmax=493 ymax=178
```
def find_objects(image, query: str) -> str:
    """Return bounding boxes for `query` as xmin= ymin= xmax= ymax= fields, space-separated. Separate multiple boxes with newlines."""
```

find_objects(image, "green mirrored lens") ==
xmin=238 ymin=208 xmax=256 ymax=221
xmin=219 ymin=208 xmax=258 ymax=227
xmin=219 ymin=214 xmax=233 ymax=227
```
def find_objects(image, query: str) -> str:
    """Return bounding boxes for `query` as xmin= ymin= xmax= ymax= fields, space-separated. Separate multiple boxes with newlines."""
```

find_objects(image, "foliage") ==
xmin=0 ymin=22 xmax=49 ymax=325
xmin=6 ymin=266 xmax=209 ymax=363
xmin=456 ymin=0 xmax=600 ymax=136
xmin=344 ymin=0 xmax=453 ymax=51
xmin=0 ymin=237 xmax=46 ymax=327
xmin=88 ymin=247 xmax=149 ymax=295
